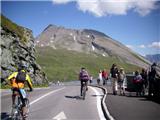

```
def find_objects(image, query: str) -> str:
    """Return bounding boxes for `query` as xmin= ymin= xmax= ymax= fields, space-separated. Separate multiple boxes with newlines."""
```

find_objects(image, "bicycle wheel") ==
xmin=82 ymin=85 xmax=86 ymax=100
xmin=11 ymin=107 xmax=18 ymax=120
xmin=11 ymin=96 xmax=22 ymax=120
xmin=25 ymin=98 xmax=30 ymax=115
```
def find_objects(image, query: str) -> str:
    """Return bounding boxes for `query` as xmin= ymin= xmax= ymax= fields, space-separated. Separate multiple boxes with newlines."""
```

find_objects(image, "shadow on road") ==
xmin=107 ymin=93 xmax=114 ymax=95
xmin=139 ymin=97 xmax=160 ymax=104
xmin=107 ymin=90 xmax=160 ymax=104
xmin=91 ymin=95 xmax=103 ymax=97
xmin=1 ymin=112 xmax=11 ymax=120
xmin=65 ymin=95 xmax=82 ymax=100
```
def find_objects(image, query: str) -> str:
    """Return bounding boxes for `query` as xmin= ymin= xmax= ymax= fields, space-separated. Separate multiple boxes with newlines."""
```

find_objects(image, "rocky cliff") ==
xmin=1 ymin=15 xmax=48 ymax=85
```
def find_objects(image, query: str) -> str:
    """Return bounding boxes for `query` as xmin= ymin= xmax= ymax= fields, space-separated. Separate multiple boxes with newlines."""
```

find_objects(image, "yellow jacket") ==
xmin=7 ymin=70 xmax=33 ymax=89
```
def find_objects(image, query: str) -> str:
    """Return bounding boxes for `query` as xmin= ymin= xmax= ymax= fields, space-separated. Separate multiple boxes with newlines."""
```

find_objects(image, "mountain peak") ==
xmin=83 ymin=29 xmax=110 ymax=38
xmin=43 ymin=24 xmax=58 ymax=32
xmin=36 ymin=24 xmax=150 ymax=68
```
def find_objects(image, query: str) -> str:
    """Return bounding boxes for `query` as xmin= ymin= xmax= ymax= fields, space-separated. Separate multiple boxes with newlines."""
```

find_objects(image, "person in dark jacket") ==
xmin=148 ymin=63 xmax=160 ymax=98
xmin=110 ymin=64 xmax=119 ymax=95
xmin=141 ymin=68 xmax=148 ymax=89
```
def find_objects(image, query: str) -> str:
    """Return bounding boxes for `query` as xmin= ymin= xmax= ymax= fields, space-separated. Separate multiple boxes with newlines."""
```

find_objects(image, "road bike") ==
xmin=11 ymin=89 xmax=30 ymax=120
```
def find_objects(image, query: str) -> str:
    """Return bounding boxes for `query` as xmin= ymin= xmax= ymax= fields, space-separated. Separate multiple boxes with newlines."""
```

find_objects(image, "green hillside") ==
xmin=36 ymin=47 xmax=140 ymax=82
xmin=1 ymin=14 xmax=27 ymax=43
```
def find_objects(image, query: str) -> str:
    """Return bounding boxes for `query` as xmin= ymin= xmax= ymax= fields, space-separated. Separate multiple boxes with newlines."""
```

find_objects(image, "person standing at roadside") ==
xmin=118 ymin=68 xmax=126 ymax=95
xmin=102 ymin=69 xmax=108 ymax=85
xmin=110 ymin=64 xmax=119 ymax=95
xmin=140 ymin=68 xmax=148 ymax=95
xmin=89 ymin=75 xmax=93 ymax=84
xmin=97 ymin=70 xmax=102 ymax=85
xmin=133 ymin=71 xmax=143 ymax=96
xmin=148 ymin=63 xmax=160 ymax=98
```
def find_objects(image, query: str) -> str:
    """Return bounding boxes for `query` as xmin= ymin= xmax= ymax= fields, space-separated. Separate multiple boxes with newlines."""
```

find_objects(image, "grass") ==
xmin=1 ymin=14 xmax=28 ymax=43
xmin=0 ymin=84 xmax=11 ymax=89
xmin=36 ymin=47 xmax=141 ymax=82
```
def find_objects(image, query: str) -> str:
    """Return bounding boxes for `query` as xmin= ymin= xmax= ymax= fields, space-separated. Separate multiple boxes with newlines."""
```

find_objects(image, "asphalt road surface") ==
xmin=105 ymin=84 xmax=160 ymax=120
xmin=1 ymin=84 xmax=105 ymax=120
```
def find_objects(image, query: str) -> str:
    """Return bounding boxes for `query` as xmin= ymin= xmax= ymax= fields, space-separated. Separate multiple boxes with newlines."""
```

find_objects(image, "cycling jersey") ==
xmin=7 ymin=70 xmax=33 ymax=89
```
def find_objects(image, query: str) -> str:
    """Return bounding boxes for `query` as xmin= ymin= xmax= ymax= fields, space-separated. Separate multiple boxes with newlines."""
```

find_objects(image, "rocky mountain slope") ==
xmin=36 ymin=24 xmax=150 ymax=68
xmin=1 ymin=15 xmax=48 ymax=85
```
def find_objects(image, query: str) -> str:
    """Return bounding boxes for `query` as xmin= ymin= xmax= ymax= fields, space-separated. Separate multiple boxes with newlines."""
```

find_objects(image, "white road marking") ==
xmin=53 ymin=111 xmax=67 ymax=120
xmin=90 ymin=87 xmax=106 ymax=120
xmin=104 ymin=90 xmax=115 ymax=120
xmin=30 ymin=87 xmax=65 ymax=105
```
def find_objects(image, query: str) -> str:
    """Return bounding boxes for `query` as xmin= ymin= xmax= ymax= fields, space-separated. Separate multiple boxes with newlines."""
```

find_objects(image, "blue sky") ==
xmin=1 ymin=0 xmax=160 ymax=56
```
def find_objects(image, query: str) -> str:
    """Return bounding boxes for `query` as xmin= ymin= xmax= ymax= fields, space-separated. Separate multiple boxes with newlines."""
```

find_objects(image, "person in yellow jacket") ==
xmin=7 ymin=65 xmax=33 ymax=118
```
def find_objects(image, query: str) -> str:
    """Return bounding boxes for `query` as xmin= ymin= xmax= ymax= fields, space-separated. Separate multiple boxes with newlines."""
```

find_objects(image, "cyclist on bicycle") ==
xmin=79 ymin=67 xmax=89 ymax=96
xmin=7 ymin=64 xmax=33 ymax=118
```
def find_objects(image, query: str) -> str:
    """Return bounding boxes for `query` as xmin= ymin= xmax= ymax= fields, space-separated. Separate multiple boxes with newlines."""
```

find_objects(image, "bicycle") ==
xmin=10 ymin=89 xmax=30 ymax=120
xmin=82 ymin=81 xmax=87 ymax=100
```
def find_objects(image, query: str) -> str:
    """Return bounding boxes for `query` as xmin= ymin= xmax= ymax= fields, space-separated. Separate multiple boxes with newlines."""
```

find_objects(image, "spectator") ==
xmin=148 ymin=63 xmax=160 ymax=98
xmin=89 ymin=75 xmax=93 ymax=84
xmin=141 ymin=68 xmax=148 ymax=89
xmin=118 ymin=68 xmax=126 ymax=95
xmin=102 ymin=69 xmax=108 ymax=85
xmin=133 ymin=71 xmax=143 ymax=96
xmin=97 ymin=70 xmax=102 ymax=85
xmin=110 ymin=64 xmax=119 ymax=95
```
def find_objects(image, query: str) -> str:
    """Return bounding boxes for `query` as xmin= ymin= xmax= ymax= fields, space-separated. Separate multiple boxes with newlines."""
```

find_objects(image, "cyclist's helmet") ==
xmin=81 ymin=67 xmax=85 ymax=70
xmin=18 ymin=63 xmax=27 ymax=72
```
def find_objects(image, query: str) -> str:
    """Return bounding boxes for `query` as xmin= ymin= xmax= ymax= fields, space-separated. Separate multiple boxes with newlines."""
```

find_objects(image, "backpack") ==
xmin=80 ymin=71 xmax=89 ymax=80
xmin=16 ymin=71 xmax=26 ymax=83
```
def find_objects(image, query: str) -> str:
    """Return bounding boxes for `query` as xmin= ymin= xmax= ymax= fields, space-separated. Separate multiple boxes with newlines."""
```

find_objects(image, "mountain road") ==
xmin=1 ymin=84 xmax=105 ymax=120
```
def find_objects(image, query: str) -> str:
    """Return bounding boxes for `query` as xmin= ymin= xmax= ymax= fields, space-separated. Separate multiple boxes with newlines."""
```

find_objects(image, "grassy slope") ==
xmin=1 ymin=14 xmax=27 ymax=43
xmin=36 ymin=47 xmax=140 ymax=82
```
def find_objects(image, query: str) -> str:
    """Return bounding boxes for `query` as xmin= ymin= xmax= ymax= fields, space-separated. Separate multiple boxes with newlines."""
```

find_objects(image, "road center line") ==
xmin=90 ymin=86 xmax=106 ymax=120
xmin=30 ymin=87 xmax=65 ymax=105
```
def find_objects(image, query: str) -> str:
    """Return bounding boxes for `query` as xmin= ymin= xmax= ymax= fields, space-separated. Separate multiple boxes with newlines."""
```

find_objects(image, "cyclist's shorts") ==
xmin=81 ymin=79 xmax=88 ymax=82
xmin=12 ymin=88 xmax=26 ymax=107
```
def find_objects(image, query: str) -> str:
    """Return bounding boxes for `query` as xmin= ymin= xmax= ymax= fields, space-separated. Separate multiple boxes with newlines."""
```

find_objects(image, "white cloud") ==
xmin=138 ymin=44 xmax=146 ymax=48
xmin=126 ymin=45 xmax=134 ymax=49
xmin=52 ymin=0 xmax=73 ymax=4
xmin=126 ymin=42 xmax=160 ymax=50
xmin=133 ymin=0 xmax=158 ymax=16
xmin=52 ymin=0 xmax=158 ymax=17
xmin=148 ymin=42 xmax=160 ymax=49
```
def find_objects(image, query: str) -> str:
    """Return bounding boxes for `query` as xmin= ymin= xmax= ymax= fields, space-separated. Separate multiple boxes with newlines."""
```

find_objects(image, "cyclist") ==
xmin=79 ymin=67 xmax=89 ymax=96
xmin=7 ymin=64 xmax=33 ymax=118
